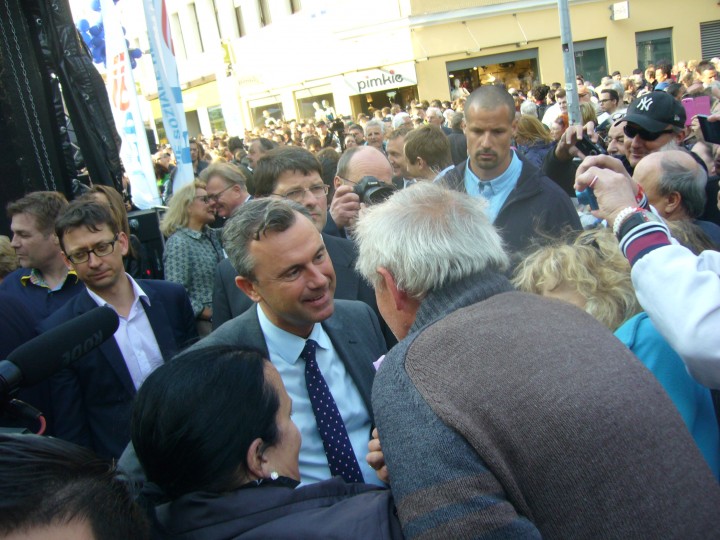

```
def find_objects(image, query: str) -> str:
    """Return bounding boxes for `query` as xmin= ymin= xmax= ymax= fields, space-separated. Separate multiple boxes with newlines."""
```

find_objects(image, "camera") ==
xmin=353 ymin=176 xmax=397 ymax=205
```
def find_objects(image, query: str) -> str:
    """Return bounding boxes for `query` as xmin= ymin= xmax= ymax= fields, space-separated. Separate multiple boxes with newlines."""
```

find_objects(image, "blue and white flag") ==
xmin=143 ymin=0 xmax=194 ymax=193
xmin=100 ymin=0 xmax=160 ymax=209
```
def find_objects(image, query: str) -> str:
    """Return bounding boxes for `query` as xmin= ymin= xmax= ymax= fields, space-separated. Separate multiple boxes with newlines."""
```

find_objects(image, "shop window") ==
xmin=701 ymin=20 xmax=720 ymax=59
xmin=635 ymin=29 xmax=672 ymax=72
xmin=169 ymin=13 xmax=186 ymax=60
xmin=250 ymin=103 xmax=284 ymax=129
xmin=208 ymin=106 xmax=226 ymax=134
xmin=258 ymin=0 xmax=271 ymax=27
xmin=154 ymin=120 xmax=167 ymax=145
xmin=573 ymin=39 xmax=607 ymax=87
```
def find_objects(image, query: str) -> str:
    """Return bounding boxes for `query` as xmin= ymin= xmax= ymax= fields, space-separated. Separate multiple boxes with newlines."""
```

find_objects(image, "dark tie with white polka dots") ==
xmin=301 ymin=339 xmax=364 ymax=483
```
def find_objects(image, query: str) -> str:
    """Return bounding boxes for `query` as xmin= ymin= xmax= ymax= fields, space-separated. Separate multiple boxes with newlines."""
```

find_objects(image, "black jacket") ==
xmin=440 ymin=156 xmax=581 ymax=255
xmin=152 ymin=477 xmax=403 ymax=539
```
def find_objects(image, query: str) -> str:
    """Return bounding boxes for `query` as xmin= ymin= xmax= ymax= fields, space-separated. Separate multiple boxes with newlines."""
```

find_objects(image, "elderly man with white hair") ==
xmin=425 ymin=106 xmax=452 ymax=135
xmin=354 ymin=182 xmax=720 ymax=539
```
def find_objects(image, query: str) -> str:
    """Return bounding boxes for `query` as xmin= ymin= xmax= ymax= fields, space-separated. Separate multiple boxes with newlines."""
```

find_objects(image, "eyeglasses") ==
xmin=272 ymin=184 xmax=329 ymax=202
xmin=194 ymin=195 xmax=211 ymax=204
xmin=66 ymin=235 xmax=119 ymax=264
xmin=207 ymin=185 xmax=234 ymax=202
xmin=623 ymin=124 xmax=674 ymax=141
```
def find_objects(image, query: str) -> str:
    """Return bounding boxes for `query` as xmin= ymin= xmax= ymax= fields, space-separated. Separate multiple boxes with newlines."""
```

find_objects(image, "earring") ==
xmin=270 ymin=471 xmax=279 ymax=480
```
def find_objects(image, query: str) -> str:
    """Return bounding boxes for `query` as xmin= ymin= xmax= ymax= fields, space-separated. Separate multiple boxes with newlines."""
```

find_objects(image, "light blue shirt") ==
xmin=463 ymin=151 xmax=522 ymax=223
xmin=257 ymin=305 xmax=381 ymax=486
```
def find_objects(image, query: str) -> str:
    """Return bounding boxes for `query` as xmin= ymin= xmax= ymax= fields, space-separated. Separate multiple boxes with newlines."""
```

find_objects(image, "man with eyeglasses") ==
xmin=204 ymin=161 xmax=251 ymax=219
xmin=212 ymin=146 xmax=394 ymax=347
xmin=39 ymin=201 xmax=196 ymax=459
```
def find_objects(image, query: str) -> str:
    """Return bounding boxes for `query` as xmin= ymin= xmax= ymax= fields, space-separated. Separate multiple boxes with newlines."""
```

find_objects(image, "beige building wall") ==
xmin=410 ymin=0 xmax=719 ymax=100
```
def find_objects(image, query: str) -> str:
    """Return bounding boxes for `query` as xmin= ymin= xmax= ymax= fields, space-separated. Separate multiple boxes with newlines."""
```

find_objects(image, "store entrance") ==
xmin=349 ymin=85 xmax=418 ymax=119
xmin=448 ymin=58 xmax=538 ymax=97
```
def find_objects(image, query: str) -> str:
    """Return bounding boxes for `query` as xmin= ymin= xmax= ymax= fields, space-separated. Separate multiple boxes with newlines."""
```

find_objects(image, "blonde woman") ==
xmin=513 ymin=228 xmax=719 ymax=477
xmin=160 ymin=182 xmax=223 ymax=335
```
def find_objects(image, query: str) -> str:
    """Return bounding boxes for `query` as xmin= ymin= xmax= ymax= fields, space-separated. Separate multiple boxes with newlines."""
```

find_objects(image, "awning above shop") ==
xmin=150 ymin=81 xmax=220 ymax=117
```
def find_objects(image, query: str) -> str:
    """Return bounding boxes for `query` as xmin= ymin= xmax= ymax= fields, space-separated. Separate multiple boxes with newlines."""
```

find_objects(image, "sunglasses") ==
xmin=623 ymin=124 xmax=674 ymax=141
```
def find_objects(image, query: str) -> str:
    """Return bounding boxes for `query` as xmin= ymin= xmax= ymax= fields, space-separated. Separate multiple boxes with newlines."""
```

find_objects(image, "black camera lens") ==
xmin=352 ymin=176 xmax=397 ymax=205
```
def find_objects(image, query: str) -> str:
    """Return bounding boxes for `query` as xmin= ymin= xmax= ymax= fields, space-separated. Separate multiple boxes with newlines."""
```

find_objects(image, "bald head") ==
xmin=336 ymin=146 xmax=393 ymax=185
xmin=465 ymin=85 xmax=515 ymax=122
xmin=634 ymin=149 xmax=707 ymax=219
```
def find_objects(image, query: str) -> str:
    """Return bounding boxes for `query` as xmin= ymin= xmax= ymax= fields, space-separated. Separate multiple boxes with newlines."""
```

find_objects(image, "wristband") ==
xmin=612 ymin=206 xmax=641 ymax=238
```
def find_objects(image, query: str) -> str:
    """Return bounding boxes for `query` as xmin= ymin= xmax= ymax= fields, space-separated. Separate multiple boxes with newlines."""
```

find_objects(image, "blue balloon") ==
xmin=91 ymin=36 xmax=104 ymax=48
xmin=92 ymin=47 xmax=104 ymax=63
xmin=90 ymin=0 xmax=101 ymax=12
xmin=81 ymin=32 xmax=92 ymax=45
xmin=89 ymin=24 xmax=101 ymax=36
xmin=130 ymin=48 xmax=143 ymax=59
xmin=78 ymin=19 xmax=90 ymax=33
xmin=130 ymin=58 xmax=137 ymax=69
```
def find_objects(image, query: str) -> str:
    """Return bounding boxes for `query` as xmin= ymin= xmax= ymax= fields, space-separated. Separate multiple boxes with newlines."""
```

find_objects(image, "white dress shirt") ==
xmin=87 ymin=274 xmax=164 ymax=389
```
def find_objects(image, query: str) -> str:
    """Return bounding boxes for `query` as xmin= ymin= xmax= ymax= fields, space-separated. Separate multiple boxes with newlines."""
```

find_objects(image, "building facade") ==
xmin=118 ymin=0 xmax=719 ymax=139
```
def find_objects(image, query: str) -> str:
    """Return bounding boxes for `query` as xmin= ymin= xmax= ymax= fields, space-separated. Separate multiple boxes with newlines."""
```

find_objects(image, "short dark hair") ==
xmin=466 ymin=85 xmax=516 ymax=121
xmin=253 ymin=137 xmax=279 ymax=152
xmin=656 ymin=62 xmax=672 ymax=77
xmin=222 ymin=198 xmax=310 ymax=280
xmin=0 ymin=434 xmax=149 ymax=539
xmin=6 ymin=191 xmax=68 ymax=235
xmin=632 ymin=68 xmax=643 ymax=76
xmin=403 ymin=124 xmax=452 ymax=171
xmin=228 ymin=136 xmax=244 ymax=153
xmin=532 ymin=83 xmax=550 ymax=102
xmin=132 ymin=346 xmax=279 ymax=499
xmin=611 ymin=71 xmax=621 ymax=77
xmin=601 ymin=89 xmax=620 ymax=102
xmin=253 ymin=146 xmax=323 ymax=197
xmin=55 ymin=201 xmax=119 ymax=251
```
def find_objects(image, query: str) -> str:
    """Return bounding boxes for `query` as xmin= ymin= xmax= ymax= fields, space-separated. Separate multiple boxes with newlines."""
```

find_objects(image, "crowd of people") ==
xmin=2 ymin=57 xmax=720 ymax=539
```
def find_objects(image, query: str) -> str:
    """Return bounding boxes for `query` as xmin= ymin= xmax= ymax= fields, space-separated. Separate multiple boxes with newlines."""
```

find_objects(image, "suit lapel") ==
xmin=141 ymin=283 xmax=177 ymax=360
xmin=323 ymin=312 xmax=375 ymax=415
xmin=75 ymin=291 xmax=136 ymax=396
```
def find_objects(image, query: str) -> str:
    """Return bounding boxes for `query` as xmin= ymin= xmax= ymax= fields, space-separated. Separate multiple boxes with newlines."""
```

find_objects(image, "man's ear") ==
xmin=117 ymin=232 xmax=130 ymax=257
xmin=377 ymin=266 xmax=409 ymax=311
xmin=235 ymin=275 xmax=262 ymax=303
xmin=333 ymin=175 xmax=344 ymax=189
xmin=665 ymin=191 xmax=683 ymax=214
xmin=245 ymin=438 xmax=266 ymax=480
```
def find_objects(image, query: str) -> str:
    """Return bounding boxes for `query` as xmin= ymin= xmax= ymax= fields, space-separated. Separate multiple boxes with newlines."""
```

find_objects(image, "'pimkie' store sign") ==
xmin=344 ymin=63 xmax=417 ymax=95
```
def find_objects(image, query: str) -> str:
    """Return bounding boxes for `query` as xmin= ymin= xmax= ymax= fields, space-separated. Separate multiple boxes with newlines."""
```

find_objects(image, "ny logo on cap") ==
xmin=637 ymin=96 xmax=653 ymax=112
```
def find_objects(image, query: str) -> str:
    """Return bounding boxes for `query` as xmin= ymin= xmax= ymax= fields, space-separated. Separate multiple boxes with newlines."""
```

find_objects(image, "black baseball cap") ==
xmin=624 ymin=91 xmax=685 ymax=132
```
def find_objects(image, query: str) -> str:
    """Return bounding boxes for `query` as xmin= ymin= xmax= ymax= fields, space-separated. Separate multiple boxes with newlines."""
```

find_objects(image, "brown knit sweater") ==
xmin=374 ymin=275 xmax=720 ymax=539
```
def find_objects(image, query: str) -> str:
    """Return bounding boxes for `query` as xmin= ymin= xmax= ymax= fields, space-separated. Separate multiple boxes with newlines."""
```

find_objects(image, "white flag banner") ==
xmin=143 ymin=0 xmax=194 ymax=193
xmin=100 ymin=0 xmax=160 ymax=209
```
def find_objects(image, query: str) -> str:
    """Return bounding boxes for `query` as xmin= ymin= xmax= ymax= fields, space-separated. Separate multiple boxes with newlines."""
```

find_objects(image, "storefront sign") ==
xmin=344 ymin=63 xmax=417 ymax=95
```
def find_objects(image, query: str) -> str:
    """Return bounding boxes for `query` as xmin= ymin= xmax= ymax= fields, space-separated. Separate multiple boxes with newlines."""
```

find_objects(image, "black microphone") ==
xmin=0 ymin=306 xmax=119 ymax=396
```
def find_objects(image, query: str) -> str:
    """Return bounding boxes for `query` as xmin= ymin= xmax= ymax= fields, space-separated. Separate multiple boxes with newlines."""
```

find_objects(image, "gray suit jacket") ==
xmin=194 ymin=299 xmax=385 ymax=415
xmin=212 ymin=233 xmax=396 ymax=347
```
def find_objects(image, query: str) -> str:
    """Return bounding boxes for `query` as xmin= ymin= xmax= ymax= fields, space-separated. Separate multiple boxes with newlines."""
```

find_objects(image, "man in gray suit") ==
xmin=196 ymin=198 xmax=386 ymax=486
xmin=212 ymin=146 xmax=395 ymax=345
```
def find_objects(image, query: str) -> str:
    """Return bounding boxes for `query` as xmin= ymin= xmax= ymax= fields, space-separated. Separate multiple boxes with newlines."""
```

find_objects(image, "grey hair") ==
xmin=450 ymin=112 xmax=464 ymax=130
xmin=657 ymin=149 xmax=708 ymax=218
xmin=425 ymin=107 xmax=443 ymax=120
xmin=201 ymin=161 xmax=247 ymax=188
xmin=392 ymin=112 xmax=410 ymax=129
xmin=223 ymin=198 xmax=311 ymax=280
xmin=365 ymin=119 xmax=385 ymax=134
xmin=520 ymin=101 xmax=538 ymax=117
xmin=354 ymin=183 xmax=509 ymax=298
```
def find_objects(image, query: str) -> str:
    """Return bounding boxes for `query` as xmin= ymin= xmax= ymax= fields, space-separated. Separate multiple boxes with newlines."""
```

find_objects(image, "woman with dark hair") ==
xmin=132 ymin=346 xmax=402 ymax=539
